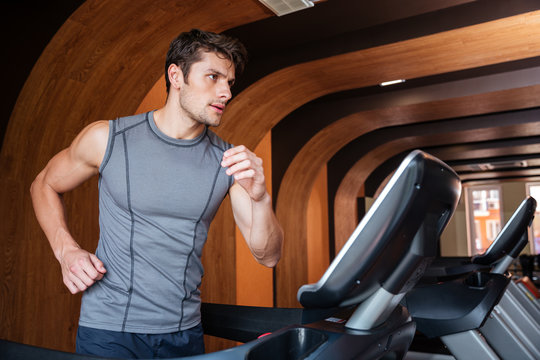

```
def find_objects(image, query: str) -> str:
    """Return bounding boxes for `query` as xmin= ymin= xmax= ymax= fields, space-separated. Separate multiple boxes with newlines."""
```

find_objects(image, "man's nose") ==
xmin=218 ymin=82 xmax=232 ymax=101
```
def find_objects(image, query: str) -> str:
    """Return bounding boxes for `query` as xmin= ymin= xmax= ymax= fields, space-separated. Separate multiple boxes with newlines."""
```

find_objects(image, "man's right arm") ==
xmin=30 ymin=121 xmax=109 ymax=294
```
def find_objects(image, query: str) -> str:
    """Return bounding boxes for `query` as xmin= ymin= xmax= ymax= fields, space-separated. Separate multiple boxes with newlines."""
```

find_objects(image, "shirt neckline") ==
xmin=147 ymin=111 xmax=207 ymax=146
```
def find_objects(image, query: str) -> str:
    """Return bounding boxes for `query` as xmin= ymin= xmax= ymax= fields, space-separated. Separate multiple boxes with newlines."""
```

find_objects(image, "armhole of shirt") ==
xmin=227 ymin=142 xmax=235 ymax=191
xmin=99 ymin=119 xmax=116 ymax=174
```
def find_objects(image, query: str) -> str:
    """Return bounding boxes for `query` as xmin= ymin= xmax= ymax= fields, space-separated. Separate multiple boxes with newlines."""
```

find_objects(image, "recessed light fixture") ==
xmin=258 ymin=0 xmax=315 ymax=16
xmin=379 ymin=79 xmax=406 ymax=87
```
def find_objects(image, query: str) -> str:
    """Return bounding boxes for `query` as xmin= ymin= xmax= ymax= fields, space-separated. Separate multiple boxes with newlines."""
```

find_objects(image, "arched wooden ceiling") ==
xmin=334 ymin=112 xmax=540 ymax=251
xmin=2 ymin=1 xmax=540 ymax=340
xmin=218 ymin=10 xmax=540 ymax=146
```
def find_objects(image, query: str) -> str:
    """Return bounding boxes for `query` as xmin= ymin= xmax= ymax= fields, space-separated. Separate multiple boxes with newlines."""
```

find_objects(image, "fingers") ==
xmin=64 ymin=279 xmax=80 ymax=294
xmin=64 ymin=272 xmax=89 ymax=294
xmin=222 ymin=145 xmax=259 ymax=167
xmin=222 ymin=144 xmax=247 ymax=158
xmin=90 ymin=253 xmax=107 ymax=276
xmin=62 ymin=251 xmax=106 ymax=294
xmin=225 ymin=159 xmax=259 ymax=179
xmin=223 ymin=145 xmax=268 ymax=201
xmin=222 ymin=146 xmax=263 ymax=178
xmin=221 ymin=146 xmax=249 ymax=170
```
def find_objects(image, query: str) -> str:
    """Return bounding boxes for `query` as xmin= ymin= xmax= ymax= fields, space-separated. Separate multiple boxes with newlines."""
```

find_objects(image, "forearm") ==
xmin=30 ymin=171 xmax=80 ymax=261
xmin=247 ymin=192 xmax=283 ymax=267
xmin=31 ymin=172 xmax=106 ymax=294
xmin=222 ymin=145 xmax=283 ymax=267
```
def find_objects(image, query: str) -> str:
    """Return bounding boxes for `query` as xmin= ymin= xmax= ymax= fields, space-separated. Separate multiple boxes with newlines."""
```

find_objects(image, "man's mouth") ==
xmin=210 ymin=103 xmax=225 ymax=114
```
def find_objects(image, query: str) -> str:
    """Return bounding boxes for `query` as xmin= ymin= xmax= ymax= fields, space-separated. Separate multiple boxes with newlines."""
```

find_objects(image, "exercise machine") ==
xmin=405 ymin=197 xmax=538 ymax=360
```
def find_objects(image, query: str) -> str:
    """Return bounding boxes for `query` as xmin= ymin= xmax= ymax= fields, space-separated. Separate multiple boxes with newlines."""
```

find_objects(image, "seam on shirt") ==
xmin=207 ymin=133 xmax=235 ymax=189
xmin=121 ymin=132 xmax=136 ymax=331
xmin=100 ymin=278 xmax=129 ymax=295
xmin=206 ymin=132 xmax=229 ymax=153
xmin=227 ymin=143 xmax=235 ymax=189
xmin=178 ymin=163 xmax=222 ymax=330
xmin=185 ymin=279 xmax=203 ymax=302
xmin=115 ymin=117 xmax=147 ymax=136
xmin=99 ymin=119 xmax=117 ymax=174
xmin=147 ymin=113 xmax=207 ymax=147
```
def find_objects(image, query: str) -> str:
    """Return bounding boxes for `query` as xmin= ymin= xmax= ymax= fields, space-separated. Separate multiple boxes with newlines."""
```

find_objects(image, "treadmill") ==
xmin=0 ymin=150 xmax=461 ymax=360
xmin=405 ymin=196 xmax=538 ymax=360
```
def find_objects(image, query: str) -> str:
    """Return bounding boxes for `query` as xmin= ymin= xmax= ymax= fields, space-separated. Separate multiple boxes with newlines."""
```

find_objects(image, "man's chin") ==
xmin=202 ymin=117 xmax=221 ymax=127
xmin=204 ymin=120 xmax=220 ymax=127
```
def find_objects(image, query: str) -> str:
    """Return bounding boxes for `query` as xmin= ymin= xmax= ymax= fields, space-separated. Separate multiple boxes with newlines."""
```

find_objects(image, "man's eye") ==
xmin=209 ymin=74 xmax=218 ymax=80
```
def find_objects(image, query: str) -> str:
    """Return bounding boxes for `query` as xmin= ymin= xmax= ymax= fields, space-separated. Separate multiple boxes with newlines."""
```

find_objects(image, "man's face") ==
xmin=177 ymin=51 xmax=235 ymax=127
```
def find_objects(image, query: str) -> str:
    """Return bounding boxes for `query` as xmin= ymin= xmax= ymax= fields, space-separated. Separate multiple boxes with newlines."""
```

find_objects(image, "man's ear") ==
xmin=168 ymin=64 xmax=184 ymax=91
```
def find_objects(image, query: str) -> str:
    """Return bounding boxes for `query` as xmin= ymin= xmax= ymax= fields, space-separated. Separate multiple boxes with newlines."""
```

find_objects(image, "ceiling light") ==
xmin=380 ymin=79 xmax=406 ymax=87
xmin=465 ymin=161 xmax=528 ymax=171
xmin=258 ymin=0 xmax=315 ymax=16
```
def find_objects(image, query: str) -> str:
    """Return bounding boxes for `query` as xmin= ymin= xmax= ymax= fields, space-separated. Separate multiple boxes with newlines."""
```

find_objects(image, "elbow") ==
xmin=259 ymin=229 xmax=283 ymax=268
xmin=252 ymin=248 xmax=280 ymax=267
xmin=29 ymin=173 xmax=42 ymax=199
xmin=259 ymin=253 xmax=281 ymax=268
xmin=260 ymin=256 xmax=281 ymax=268
xmin=257 ymin=251 xmax=281 ymax=268
xmin=30 ymin=171 xmax=51 ymax=205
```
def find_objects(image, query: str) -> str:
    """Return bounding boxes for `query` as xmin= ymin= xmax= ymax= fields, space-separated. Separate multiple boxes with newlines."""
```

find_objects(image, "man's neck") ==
xmin=153 ymin=104 xmax=205 ymax=140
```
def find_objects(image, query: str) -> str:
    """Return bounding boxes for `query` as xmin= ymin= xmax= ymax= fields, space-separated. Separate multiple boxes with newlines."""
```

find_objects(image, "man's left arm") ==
xmin=222 ymin=145 xmax=283 ymax=267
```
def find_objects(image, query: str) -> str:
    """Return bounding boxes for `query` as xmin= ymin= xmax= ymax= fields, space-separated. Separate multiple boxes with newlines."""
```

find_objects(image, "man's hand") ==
xmin=59 ymin=247 xmax=106 ymax=294
xmin=221 ymin=145 xmax=266 ymax=201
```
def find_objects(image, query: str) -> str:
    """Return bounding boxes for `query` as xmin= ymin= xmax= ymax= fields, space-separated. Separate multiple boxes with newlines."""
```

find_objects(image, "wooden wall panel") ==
xmin=306 ymin=165 xmax=330 ymax=284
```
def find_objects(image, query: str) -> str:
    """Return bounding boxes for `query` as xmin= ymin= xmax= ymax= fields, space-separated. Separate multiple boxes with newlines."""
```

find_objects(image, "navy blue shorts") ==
xmin=76 ymin=324 xmax=205 ymax=359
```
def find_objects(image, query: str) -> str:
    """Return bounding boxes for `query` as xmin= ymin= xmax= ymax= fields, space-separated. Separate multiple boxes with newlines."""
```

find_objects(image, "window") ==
xmin=526 ymin=183 xmax=540 ymax=255
xmin=465 ymin=185 xmax=503 ymax=256
xmin=486 ymin=219 xmax=501 ymax=242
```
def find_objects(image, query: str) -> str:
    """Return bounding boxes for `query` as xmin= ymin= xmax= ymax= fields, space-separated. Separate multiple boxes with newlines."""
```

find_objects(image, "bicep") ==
xmin=40 ymin=121 xmax=109 ymax=194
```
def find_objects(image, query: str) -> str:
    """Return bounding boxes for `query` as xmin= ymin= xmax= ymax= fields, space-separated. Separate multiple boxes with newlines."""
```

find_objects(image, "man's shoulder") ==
xmin=112 ymin=112 xmax=149 ymax=132
xmin=71 ymin=121 xmax=110 ymax=168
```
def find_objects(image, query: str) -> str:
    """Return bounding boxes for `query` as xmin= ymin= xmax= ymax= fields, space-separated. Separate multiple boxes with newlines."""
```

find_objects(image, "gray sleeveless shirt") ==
xmin=79 ymin=111 xmax=233 ymax=333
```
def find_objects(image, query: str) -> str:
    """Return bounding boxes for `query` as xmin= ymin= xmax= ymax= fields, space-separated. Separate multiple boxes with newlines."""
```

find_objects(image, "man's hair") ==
xmin=164 ymin=29 xmax=248 ymax=93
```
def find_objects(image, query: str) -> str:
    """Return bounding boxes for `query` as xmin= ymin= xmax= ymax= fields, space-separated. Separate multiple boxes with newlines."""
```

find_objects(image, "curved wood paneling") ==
xmin=216 ymin=10 xmax=540 ymax=148
xmin=334 ymin=121 xmax=540 ymax=252
xmin=275 ymin=83 xmax=540 ymax=306
xmin=0 ymin=0 xmax=272 ymax=351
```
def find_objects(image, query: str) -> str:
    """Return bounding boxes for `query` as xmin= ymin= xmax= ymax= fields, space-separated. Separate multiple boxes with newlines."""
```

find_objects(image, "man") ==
xmin=30 ymin=29 xmax=283 ymax=358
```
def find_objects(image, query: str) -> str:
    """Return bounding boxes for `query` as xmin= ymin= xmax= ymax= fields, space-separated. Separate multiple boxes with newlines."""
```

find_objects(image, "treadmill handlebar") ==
xmin=298 ymin=150 xmax=461 ymax=309
xmin=472 ymin=196 xmax=536 ymax=266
